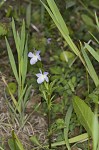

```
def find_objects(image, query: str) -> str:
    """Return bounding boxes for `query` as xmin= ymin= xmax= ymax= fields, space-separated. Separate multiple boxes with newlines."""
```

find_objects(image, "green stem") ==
xmin=47 ymin=93 xmax=52 ymax=149
xmin=48 ymin=108 xmax=51 ymax=149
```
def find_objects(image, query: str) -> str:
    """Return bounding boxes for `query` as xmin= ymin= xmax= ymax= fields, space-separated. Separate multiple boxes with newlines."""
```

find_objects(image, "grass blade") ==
xmin=0 ymin=147 xmax=4 ymax=150
xmin=17 ymin=85 xmax=27 ymax=108
xmin=46 ymin=0 xmax=69 ymax=35
xmin=20 ymin=20 xmax=25 ymax=57
xmin=26 ymin=3 xmax=31 ymax=28
xmin=93 ymin=112 xmax=99 ymax=150
xmin=95 ymin=12 xmax=99 ymax=31
xmin=89 ymin=31 xmax=99 ymax=44
xmin=16 ymin=31 xmax=21 ymax=54
xmin=5 ymin=37 xmax=19 ymax=83
xmin=85 ymin=43 xmax=99 ymax=62
xmin=22 ymin=38 xmax=28 ymax=86
xmin=40 ymin=0 xmax=64 ymax=36
xmin=51 ymin=133 xmax=88 ymax=147
xmin=23 ymin=85 xmax=32 ymax=107
xmin=81 ymin=46 xmax=99 ymax=87
xmin=12 ymin=18 xmax=20 ymax=54
xmin=40 ymin=0 xmax=85 ymax=62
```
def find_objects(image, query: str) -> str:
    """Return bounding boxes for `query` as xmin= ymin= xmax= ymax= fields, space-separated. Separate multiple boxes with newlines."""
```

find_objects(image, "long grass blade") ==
xmin=95 ymin=12 xmax=99 ymax=32
xmin=26 ymin=3 xmax=31 ymax=28
xmin=89 ymin=31 xmax=99 ymax=44
xmin=5 ymin=37 xmax=19 ymax=83
xmin=93 ymin=112 xmax=99 ymax=150
xmin=23 ymin=85 xmax=32 ymax=107
xmin=81 ymin=46 xmax=99 ymax=87
xmin=20 ymin=20 xmax=25 ymax=57
xmin=46 ymin=0 xmax=69 ymax=35
xmin=40 ymin=0 xmax=64 ymax=37
xmin=51 ymin=133 xmax=88 ymax=147
xmin=17 ymin=85 xmax=27 ymax=111
xmin=22 ymin=38 xmax=28 ymax=86
xmin=85 ymin=43 xmax=99 ymax=62
xmin=40 ymin=0 xmax=85 ymax=63
xmin=16 ymin=31 xmax=21 ymax=56
xmin=12 ymin=18 xmax=20 ymax=54
xmin=0 ymin=147 xmax=4 ymax=150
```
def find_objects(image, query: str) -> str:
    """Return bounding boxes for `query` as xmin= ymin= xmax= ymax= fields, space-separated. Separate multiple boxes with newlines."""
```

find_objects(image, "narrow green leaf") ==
xmin=85 ymin=43 xmax=99 ymax=62
xmin=26 ymin=3 xmax=31 ymax=28
xmin=23 ymin=85 xmax=32 ymax=107
xmin=12 ymin=18 xmax=20 ymax=54
xmin=73 ymin=96 xmax=94 ymax=137
xmin=17 ymin=31 xmax=21 ymax=55
xmin=8 ymin=101 xmax=18 ymax=118
xmin=13 ymin=131 xmax=25 ymax=150
xmin=64 ymin=104 xmax=73 ymax=150
xmin=20 ymin=20 xmax=25 ymax=57
xmin=95 ymin=12 xmax=99 ymax=31
xmin=41 ymin=0 xmax=85 ymax=61
xmin=51 ymin=133 xmax=88 ymax=147
xmin=22 ymin=38 xmax=28 ymax=86
xmin=0 ymin=0 xmax=6 ymax=8
xmin=0 ymin=147 xmax=4 ymax=150
xmin=17 ymin=85 xmax=27 ymax=111
xmin=5 ymin=37 xmax=19 ymax=83
xmin=69 ymin=133 xmax=88 ymax=143
xmin=49 ymin=0 xmax=80 ymax=54
xmin=46 ymin=0 xmax=69 ymax=35
xmin=20 ymin=56 xmax=24 ymax=77
xmin=93 ymin=113 xmax=99 ymax=150
xmin=89 ymin=32 xmax=99 ymax=44
xmin=66 ymin=36 xmax=80 ymax=56
xmin=40 ymin=0 xmax=64 ymax=37
xmin=81 ymin=46 xmax=99 ymax=87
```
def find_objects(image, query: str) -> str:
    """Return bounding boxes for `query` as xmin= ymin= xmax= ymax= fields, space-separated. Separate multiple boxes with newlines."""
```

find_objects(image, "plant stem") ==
xmin=48 ymin=108 xmax=51 ymax=149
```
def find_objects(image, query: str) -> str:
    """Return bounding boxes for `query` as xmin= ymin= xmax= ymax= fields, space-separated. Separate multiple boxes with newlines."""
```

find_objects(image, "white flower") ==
xmin=36 ymin=70 xmax=49 ymax=84
xmin=28 ymin=51 xmax=41 ymax=65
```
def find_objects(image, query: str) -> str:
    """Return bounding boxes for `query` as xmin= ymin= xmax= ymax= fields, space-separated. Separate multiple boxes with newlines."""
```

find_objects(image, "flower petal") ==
xmin=36 ymin=50 xmax=41 ymax=55
xmin=44 ymin=72 xmax=49 ymax=75
xmin=30 ymin=57 xmax=37 ymax=65
xmin=37 ymin=55 xmax=41 ymax=61
xmin=28 ymin=52 xmax=34 ymax=58
xmin=37 ymin=76 xmax=44 ymax=84
xmin=36 ymin=73 xmax=42 ymax=77
xmin=45 ymin=76 xmax=49 ymax=82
